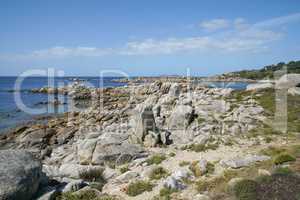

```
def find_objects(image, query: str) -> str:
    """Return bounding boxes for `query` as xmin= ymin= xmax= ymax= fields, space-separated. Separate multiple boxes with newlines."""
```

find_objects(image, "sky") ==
xmin=0 ymin=0 xmax=300 ymax=76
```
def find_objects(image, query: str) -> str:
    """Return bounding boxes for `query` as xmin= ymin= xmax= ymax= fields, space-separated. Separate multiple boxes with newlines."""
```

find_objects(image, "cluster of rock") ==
xmin=31 ymin=81 xmax=93 ymax=100
xmin=0 ymin=79 xmax=280 ymax=199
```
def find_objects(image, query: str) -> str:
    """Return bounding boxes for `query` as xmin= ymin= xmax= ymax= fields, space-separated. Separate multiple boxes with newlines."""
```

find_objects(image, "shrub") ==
xmin=179 ymin=161 xmax=190 ymax=167
xmin=260 ymin=146 xmax=286 ymax=157
xmin=90 ymin=182 xmax=106 ymax=191
xmin=79 ymin=168 xmax=106 ymax=183
xmin=146 ymin=154 xmax=166 ymax=165
xmin=264 ymin=136 xmax=272 ymax=143
xmin=206 ymin=162 xmax=215 ymax=174
xmin=59 ymin=190 xmax=98 ymax=200
xmin=273 ymin=167 xmax=293 ymax=175
xmin=224 ymin=138 xmax=236 ymax=146
xmin=156 ymin=187 xmax=178 ymax=200
xmin=119 ymin=165 xmax=129 ymax=174
xmin=149 ymin=167 xmax=168 ymax=180
xmin=97 ymin=194 xmax=119 ymax=200
xmin=232 ymin=179 xmax=258 ymax=200
xmin=197 ymin=117 xmax=206 ymax=124
xmin=255 ymin=175 xmax=273 ymax=184
xmin=273 ymin=153 xmax=296 ymax=165
xmin=169 ymin=152 xmax=176 ymax=157
xmin=126 ymin=181 xmax=154 ymax=196
xmin=189 ymin=161 xmax=214 ymax=177
xmin=189 ymin=161 xmax=202 ymax=177
xmin=187 ymin=143 xmax=219 ymax=152
xmin=195 ymin=180 xmax=207 ymax=192
xmin=195 ymin=176 xmax=226 ymax=192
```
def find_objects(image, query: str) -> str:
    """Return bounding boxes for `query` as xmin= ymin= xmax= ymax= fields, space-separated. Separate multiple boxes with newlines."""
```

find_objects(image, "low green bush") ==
xmin=273 ymin=167 xmax=293 ymax=175
xmin=58 ymin=190 xmax=118 ymax=200
xmin=169 ymin=152 xmax=176 ymax=157
xmin=149 ymin=167 xmax=168 ymax=180
xmin=232 ymin=179 xmax=258 ymax=200
xmin=187 ymin=143 xmax=219 ymax=152
xmin=153 ymin=187 xmax=178 ymax=200
xmin=79 ymin=168 xmax=106 ymax=183
xmin=179 ymin=161 xmax=190 ymax=167
xmin=126 ymin=180 xmax=154 ymax=196
xmin=119 ymin=165 xmax=129 ymax=174
xmin=146 ymin=154 xmax=166 ymax=165
xmin=273 ymin=153 xmax=296 ymax=165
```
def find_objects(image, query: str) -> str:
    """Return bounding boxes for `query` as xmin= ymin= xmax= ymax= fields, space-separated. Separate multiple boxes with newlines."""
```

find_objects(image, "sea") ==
xmin=0 ymin=77 xmax=249 ymax=133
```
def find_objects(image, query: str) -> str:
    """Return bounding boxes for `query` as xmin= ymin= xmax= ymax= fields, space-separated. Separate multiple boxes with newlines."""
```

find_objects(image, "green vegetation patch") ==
xmin=254 ymin=88 xmax=300 ymax=133
xmin=273 ymin=153 xmax=296 ymax=165
xmin=126 ymin=180 xmax=154 ymax=196
xmin=224 ymin=60 xmax=300 ymax=80
xmin=153 ymin=187 xmax=178 ymax=200
xmin=79 ymin=168 xmax=106 ymax=183
xmin=185 ymin=143 xmax=219 ymax=152
xmin=232 ymin=179 xmax=259 ymax=200
xmin=58 ymin=190 xmax=118 ymax=200
xmin=146 ymin=154 xmax=167 ymax=165
xmin=149 ymin=167 xmax=169 ymax=180
xmin=272 ymin=167 xmax=293 ymax=175
xmin=119 ymin=165 xmax=129 ymax=174
xmin=169 ymin=152 xmax=176 ymax=157
xmin=179 ymin=161 xmax=190 ymax=167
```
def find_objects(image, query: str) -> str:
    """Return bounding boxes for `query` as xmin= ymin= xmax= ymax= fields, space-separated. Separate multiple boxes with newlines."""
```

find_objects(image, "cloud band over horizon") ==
xmin=0 ymin=12 xmax=300 ymax=61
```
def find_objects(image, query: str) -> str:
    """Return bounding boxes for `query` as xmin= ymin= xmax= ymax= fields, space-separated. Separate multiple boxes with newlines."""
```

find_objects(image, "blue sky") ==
xmin=0 ymin=0 xmax=300 ymax=76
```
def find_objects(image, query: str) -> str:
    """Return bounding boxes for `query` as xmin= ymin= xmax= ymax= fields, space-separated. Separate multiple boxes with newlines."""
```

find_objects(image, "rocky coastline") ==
xmin=0 ymin=75 xmax=300 ymax=200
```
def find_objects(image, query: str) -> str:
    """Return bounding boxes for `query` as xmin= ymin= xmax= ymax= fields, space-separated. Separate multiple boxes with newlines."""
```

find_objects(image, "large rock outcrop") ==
xmin=0 ymin=150 xmax=43 ymax=200
xmin=246 ymin=82 xmax=273 ymax=91
xmin=168 ymin=105 xmax=195 ymax=130
xmin=276 ymin=74 xmax=300 ymax=89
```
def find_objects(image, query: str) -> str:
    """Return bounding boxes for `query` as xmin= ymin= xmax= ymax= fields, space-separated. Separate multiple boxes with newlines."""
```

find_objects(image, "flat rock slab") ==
xmin=220 ymin=154 xmax=270 ymax=169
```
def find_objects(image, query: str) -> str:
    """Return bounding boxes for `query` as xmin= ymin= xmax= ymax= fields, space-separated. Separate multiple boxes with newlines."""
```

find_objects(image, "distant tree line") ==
xmin=224 ymin=60 xmax=300 ymax=80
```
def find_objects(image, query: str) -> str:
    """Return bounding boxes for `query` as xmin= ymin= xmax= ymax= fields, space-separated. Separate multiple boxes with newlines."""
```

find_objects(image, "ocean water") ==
xmin=0 ymin=77 xmax=249 ymax=132
xmin=0 ymin=77 xmax=127 ymax=132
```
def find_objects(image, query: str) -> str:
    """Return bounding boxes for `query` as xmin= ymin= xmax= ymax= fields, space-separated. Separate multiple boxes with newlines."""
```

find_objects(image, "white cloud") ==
xmin=199 ymin=18 xmax=230 ymax=31
xmin=1 ymin=13 xmax=299 ymax=59
xmin=254 ymin=13 xmax=300 ymax=28
xmin=30 ymin=46 xmax=113 ymax=58
xmin=233 ymin=18 xmax=249 ymax=30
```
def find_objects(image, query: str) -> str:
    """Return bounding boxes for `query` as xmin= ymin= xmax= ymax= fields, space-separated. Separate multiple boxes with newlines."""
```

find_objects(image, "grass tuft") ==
xmin=179 ymin=161 xmax=190 ymax=167
xmin=126 ymin=181 xmax=154 ymax=196
xmin=232 ymin=179 xmax=258 ymax=200
xmin=79 ymin=168 xmax=106 ymax=183
xmin=146 ymin=154 xmax=166 ymax=165
xmin=153 ymin=187 xmax=178 ymax=200
xmin=273 ymin=153 xmax=296 ymax=165
xmin=149 ymin=167 xmax=168 ymax=180
xmin=119 ymin=165 xmax=129 ymax=174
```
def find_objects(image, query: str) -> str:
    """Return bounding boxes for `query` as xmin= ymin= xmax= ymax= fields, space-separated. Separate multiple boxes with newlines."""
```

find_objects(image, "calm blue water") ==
xmin=0 ymin=77 xmax=127 ymax=132
xmin=0 ymin=77 xmax=248 ymax=132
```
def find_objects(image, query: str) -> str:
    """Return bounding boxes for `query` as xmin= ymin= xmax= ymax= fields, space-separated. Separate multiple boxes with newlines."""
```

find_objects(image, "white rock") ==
xmin=288 ymin=87 xmax=300 ymax=96
xmin=246 ymin=83 xmax=273 ymax=91
xmin=168 ymin=105 xmax=194 ymax=129
xmin=163 ymin=176 xmax=186 ymax=190
xmin=276 ymin=74 xmax=300 ymax=89
xmin=168 ymin=83 xmax=181 ymax=97
xmin=77 ymin=139 xmax=97 ymax=165
xmin=171 ymin=169 xmax=190 ymax=180
xmin=220 ymin=155 xmax=270 ymax=169
xmin=115 ymin=171 xmax=139 ymax=183
xmin=258 ymin=169 xmax=271 ymax=176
